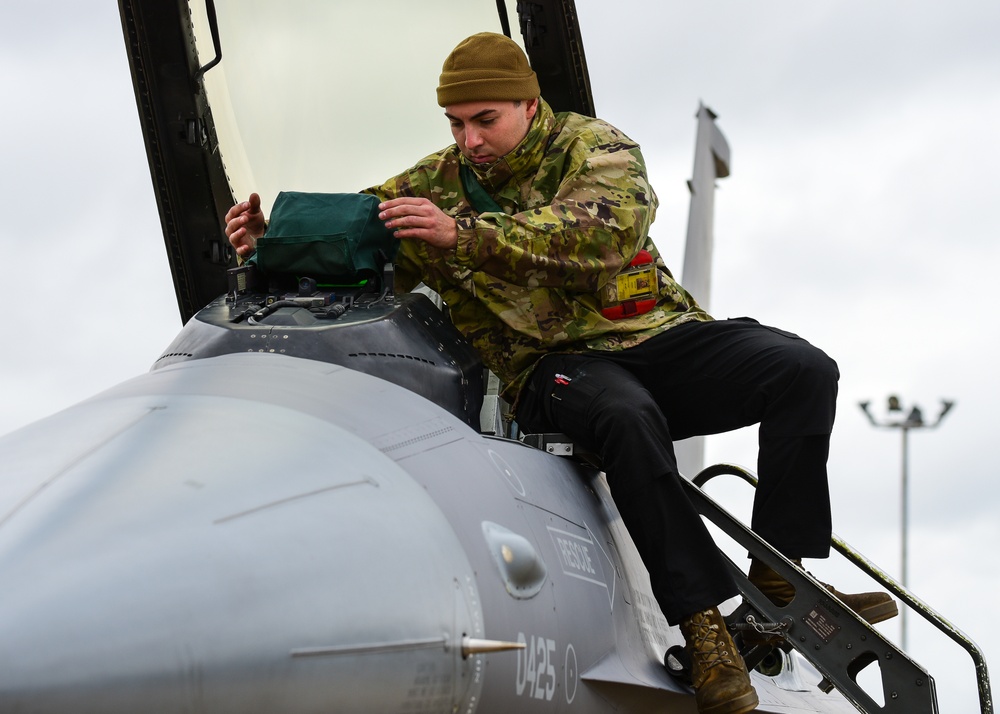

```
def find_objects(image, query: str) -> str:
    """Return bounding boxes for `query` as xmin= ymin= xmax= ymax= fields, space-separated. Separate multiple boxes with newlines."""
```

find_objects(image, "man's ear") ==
xmin=525 ymin=98 xmax=539 ymax=122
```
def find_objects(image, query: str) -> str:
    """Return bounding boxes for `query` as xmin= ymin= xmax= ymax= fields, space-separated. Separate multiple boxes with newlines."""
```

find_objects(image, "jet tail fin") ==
xmin=681 ymin=102 xmax=730 ymax=313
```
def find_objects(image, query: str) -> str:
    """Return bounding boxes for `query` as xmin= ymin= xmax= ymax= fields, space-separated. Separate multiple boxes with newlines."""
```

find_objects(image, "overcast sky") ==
xmin=1 ymin=1 xmax=997 ymax=710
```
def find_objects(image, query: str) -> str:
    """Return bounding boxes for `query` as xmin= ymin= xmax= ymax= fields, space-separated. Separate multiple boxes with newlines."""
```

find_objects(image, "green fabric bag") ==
xmin=252 ymin=192 xmax=397 ymax=282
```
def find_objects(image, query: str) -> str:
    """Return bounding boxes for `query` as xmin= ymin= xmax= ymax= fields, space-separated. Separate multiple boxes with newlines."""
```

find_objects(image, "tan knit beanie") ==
xmin=437 ymin=32 xmax=540 ymax=107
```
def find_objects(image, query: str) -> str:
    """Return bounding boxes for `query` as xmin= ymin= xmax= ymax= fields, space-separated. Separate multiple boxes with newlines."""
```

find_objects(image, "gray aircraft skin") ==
xmin=0 ymin=1 xmax=991 ymax=712
xmin=0 ymin=295 xmax=859 ymax=713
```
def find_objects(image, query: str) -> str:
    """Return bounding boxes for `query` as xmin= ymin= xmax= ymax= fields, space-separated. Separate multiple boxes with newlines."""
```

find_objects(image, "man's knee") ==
xmin=794 ymin=341 xmax=840 ymax=390
xmin=764 ymin=341 xmax=839 ymax=437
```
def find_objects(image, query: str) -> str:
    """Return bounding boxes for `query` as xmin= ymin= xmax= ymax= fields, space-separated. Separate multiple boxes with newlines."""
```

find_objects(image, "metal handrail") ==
xmin=693 ymin=462 xmax=994 ymax=714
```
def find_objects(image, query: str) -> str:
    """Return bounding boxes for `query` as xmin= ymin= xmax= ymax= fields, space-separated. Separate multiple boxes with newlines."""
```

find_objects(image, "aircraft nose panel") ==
xmin=0 ymin=394 xmax=483 ymax=713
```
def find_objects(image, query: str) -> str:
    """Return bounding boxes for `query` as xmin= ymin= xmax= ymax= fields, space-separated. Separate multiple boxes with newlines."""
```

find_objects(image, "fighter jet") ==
xmin=0 ymin=1 xmax=991 ymax=712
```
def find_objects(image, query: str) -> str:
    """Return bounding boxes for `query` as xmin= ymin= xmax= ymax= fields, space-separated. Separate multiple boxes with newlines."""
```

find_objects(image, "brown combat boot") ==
xmin=680 ymin=607 xmax=758 ymax=714
xmin=748 ymin=558 xmax=899 ymax=624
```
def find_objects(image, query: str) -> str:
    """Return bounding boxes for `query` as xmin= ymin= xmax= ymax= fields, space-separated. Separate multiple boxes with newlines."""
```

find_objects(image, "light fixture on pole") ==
xmin=858 ymin=396 xmax=954 ymax=650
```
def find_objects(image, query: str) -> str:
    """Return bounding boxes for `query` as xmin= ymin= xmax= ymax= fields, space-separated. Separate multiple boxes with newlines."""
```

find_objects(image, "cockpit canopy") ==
xmin=120 ymin=0 xmax=593 ymax=321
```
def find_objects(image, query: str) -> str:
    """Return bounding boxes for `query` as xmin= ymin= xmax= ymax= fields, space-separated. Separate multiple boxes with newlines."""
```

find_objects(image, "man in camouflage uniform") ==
xmin=227 ymin=32 xmax=895 ymax=714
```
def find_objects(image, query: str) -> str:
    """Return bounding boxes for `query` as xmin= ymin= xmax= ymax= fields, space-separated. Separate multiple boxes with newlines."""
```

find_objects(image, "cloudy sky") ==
xmin=1 ymin=1 xmax=997 ymax=710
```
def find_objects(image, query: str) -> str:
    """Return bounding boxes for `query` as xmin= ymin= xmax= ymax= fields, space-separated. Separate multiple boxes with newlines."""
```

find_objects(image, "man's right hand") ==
xmin=225 ymin=193 xmax=266 ymax=257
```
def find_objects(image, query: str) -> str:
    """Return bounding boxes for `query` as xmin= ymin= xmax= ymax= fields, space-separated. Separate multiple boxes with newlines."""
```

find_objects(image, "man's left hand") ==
xmin=379 ymin=197 xmax=458 ymax=249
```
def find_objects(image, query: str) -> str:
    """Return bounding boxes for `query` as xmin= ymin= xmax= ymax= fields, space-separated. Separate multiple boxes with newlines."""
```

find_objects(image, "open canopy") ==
xmin=119 ymin=0 xmax=594 ymax=321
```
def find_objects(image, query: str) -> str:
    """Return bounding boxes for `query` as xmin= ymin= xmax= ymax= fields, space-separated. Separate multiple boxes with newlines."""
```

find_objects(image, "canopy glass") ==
xmin=190 ymin=1 xmax=520 ymax=213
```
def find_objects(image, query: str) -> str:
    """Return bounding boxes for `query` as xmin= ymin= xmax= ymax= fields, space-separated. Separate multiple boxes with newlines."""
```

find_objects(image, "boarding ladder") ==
xmin=520 ymin=434 xmax=993 ymax=713
xmin=687 ymin=463 xmax=993 ymax=714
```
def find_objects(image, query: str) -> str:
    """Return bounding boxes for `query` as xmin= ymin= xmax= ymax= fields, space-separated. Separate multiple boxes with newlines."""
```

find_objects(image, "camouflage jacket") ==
xmin=366 ymin=99 xmax=711 ymax=403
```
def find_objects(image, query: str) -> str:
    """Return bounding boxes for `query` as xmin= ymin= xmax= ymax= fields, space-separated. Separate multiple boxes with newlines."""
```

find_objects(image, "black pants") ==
xmin=515 ymin=317 xmax=839 ymax=624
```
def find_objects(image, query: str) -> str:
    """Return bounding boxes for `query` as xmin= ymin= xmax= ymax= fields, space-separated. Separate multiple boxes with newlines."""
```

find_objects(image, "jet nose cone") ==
xmin=0 ymin=397 xmax=483 ymax=713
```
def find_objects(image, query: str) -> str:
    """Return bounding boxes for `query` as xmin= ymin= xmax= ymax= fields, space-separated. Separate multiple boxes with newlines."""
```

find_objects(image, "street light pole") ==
xmin=858 ymin=396 xmax=954 ymax=651
xmin=900 ymin=423 xmax=910 ymax=620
